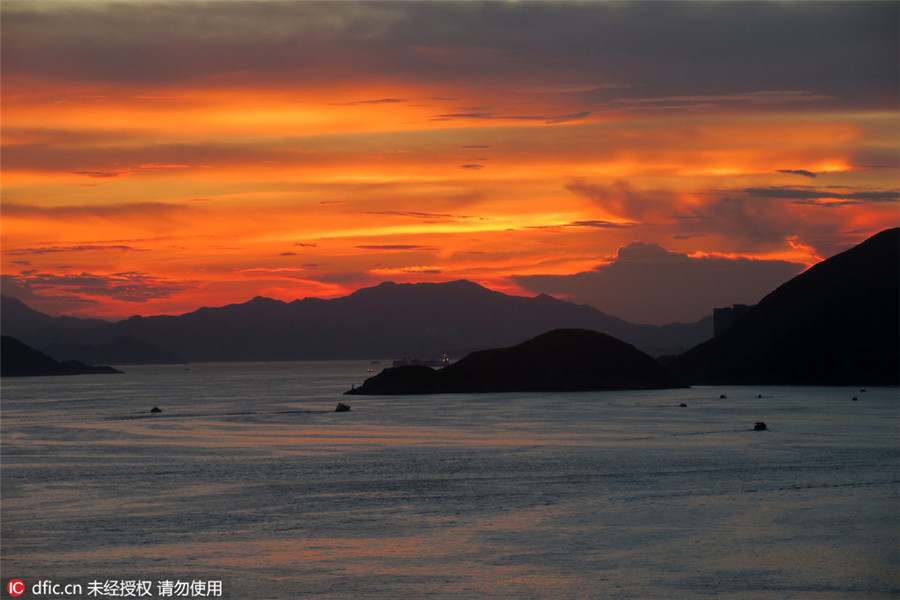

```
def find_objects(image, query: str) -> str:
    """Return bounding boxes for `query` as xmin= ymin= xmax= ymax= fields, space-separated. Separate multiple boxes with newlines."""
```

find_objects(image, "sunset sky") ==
xmin=2 ymin=1 xmax=898 ymax=324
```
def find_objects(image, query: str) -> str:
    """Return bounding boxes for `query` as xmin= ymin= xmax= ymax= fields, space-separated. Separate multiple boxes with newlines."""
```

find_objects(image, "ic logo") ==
xmin=7 ymin=580 xmax=24 ymax=597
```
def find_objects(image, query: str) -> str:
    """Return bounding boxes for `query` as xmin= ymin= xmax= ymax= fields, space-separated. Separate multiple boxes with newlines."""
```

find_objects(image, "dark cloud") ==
xmin=364 ymin=210 xmax=481 ymax=222
xmin=368 ymin=210 xmax=452 ymax=218
xmin=3 ymin=138 xmax=283 ymax=175
xmin=459 ymin=164 xmax=484 ymax=170
xmin=609 ymin=91 xmax=835 ymax=113
xmin=690 ymin=195 xmax=808 ymax=249
xmin=2 ymin=202 xmax=192 ymax=222
xmin=1 ymin=274 xmax=104 ymax=316
xmin=528 ymin=220 xmax=635 ymax=230
xmin=745 ymin=186 xmax=900 ymax=203
xmin=72 ymin=170 xmax=128 ymax=178
xmin=333 ymin=98 xmax=407 ymax=106
xmin=515 ymin=242 xmax=805 ymax=325
xmin=432 ymin=111 xmax=591 ymax=124
xmin=791 ymin=200 xmax=860 ymax=208
xmin=5 ymin=271 xmax=195 ymax=304
xmin=2 ymin=127 xmax=128 ymax=147
xmin=659 ymin=185 xmax=897 ymax=257
xmin=566 ymin=179 xmax=674 ymax=221
xmin=7 ymin=244 xmax=149 ymax=256
xmin=777 ymin=169 xmax=817 ymax=178
xmin=4 ymin=2 xmax=895 ymax=108
xmin=568 ymin=220 xmax=635 ymax=229
xmin=355 ymin=245 xmax=433 ymax=251
xmin=1 ymin=274 xmax=43 ymax=303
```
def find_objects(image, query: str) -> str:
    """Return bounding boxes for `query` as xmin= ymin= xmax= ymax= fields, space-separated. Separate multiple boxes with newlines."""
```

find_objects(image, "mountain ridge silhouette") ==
xmin=1 ymin=281 xmax=711 ymax=362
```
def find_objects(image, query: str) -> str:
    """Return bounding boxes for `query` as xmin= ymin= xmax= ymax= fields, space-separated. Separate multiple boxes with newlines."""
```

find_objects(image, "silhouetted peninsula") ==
xmin=346 ymin=328 xmax=686 ymax=395
xmin=670 ymin=228 xmax=900 ymax=385
xmin=1 ymin=336 xmax=122 ymax=377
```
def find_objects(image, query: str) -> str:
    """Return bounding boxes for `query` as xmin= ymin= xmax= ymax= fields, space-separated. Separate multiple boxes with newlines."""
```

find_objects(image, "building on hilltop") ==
xmin=713 ymin=304 xmax=754 ymax=337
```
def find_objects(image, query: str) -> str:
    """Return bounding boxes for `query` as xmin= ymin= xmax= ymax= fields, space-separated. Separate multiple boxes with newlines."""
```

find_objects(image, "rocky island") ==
xmin=346 ymin=328 xmax=685 ymax=395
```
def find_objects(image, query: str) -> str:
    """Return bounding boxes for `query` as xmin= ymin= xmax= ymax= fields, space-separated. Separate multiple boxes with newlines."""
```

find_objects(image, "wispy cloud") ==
xmin=565 ymin=179 xmax=675 ymax=221
xmin=745 ymin=186 xmax=900 ymax=203
xmin=370 ymin=265 xmax=443 ymax=276
xmin=8 ymin=271 xmax=196 ymax=303
xmin=355 ymin=245 xmax=435 ymax=251
xmin=777 ymin=169 xmax=817 ymax=178
xmin=333 ymin=98 xmax=407 ymax=106
xmin=528 ymin=220 xmax=636 ymax=230
xmin=519 ymin=83 xmax=631 ymax=94
xmin=611 ymin=90 xmax=834 ymax=110
xmin=364 ymin=210 xmax=481 ymax=222
xmin=432 ymin=111 xmax=591 ymax=124
xmin=7 ymin=244 xmax=149 ymax=256
xmin=2 ymin=202 xmax=193 ymax=221
xmin=73 ymin=170 xmax=128 ymax=178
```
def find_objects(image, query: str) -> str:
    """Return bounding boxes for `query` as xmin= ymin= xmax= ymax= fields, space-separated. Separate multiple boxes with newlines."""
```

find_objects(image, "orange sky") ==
xmin=2 ymin=1 xmax=898 ymax=324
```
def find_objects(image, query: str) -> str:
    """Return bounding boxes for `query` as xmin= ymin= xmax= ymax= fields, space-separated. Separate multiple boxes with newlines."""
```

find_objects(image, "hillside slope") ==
xmin=670 ymin=228 xmax=899 ymax=385
xmin=1 ymin=336 xmax=122 ymax=377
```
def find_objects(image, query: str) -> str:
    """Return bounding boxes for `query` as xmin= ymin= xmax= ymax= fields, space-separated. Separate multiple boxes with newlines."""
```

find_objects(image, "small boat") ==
xmin=754 ymin=422 xmax=767 ymax=431
xmin=150 ymin=406 xmax=162 ymax=413
xmin=335 ymin=403 xmax=351 ymax=412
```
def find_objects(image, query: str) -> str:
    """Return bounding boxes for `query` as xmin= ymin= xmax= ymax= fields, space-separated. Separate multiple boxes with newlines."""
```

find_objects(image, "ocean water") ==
xmin=1 ymin=361 xmax=897 ymax=599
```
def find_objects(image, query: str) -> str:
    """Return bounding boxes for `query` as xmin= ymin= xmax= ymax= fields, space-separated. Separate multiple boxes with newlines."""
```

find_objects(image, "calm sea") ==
xmin=2 ymin=361 xmax=898 ymax=599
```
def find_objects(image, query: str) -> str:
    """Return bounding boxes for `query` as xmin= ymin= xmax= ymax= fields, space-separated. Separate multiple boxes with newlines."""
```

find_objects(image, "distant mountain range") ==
xmin=2 ymin=228 xmax=897 ymax=386
xmin=1 ymin=281 xmax=711 ymax=364
xmin=671 ymin=227 xmax=899 ymax=385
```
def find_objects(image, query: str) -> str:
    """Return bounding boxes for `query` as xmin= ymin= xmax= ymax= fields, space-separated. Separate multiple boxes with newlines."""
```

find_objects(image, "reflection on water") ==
xmin=2 ymin=362 xmax=898 ymax=599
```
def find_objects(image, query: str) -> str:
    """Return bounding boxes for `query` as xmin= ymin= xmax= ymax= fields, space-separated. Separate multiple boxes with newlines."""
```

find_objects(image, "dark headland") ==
xmin=346 ymin=328 xmax=686 ymax=395
xmin=669 ymin=227 xmax=899 ymax=385
xmin=349 ymin=228 xmax=899 ymax=394
xmin=1 ymin=336 xmax=122 ymax=377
